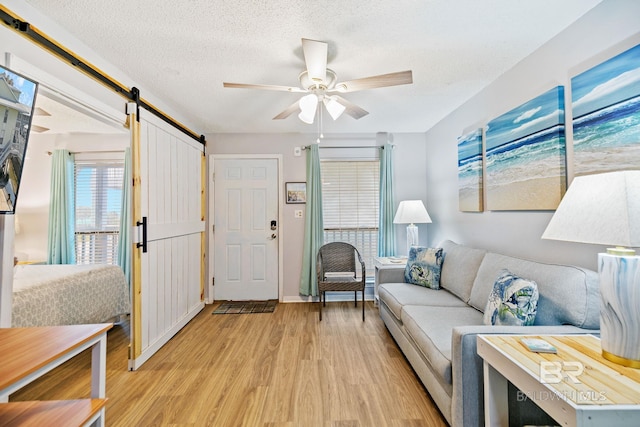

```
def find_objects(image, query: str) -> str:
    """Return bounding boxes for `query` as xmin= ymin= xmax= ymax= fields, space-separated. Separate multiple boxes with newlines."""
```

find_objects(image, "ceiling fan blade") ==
xmin=223 ymin=82 xmax=305 ymax=93
xmin=330 ymin=70 xmax=413 ymax=93
xmin=273 ymin=100 xmax=301 ymax=120
xmin=332 ymin=95 xmax=369 ymax=120
xmin=301 ymin=38 xmax=327 ymax=84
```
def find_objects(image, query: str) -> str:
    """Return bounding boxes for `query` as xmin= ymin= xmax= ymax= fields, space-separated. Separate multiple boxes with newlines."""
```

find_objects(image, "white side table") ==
xmin=373 ymin=256 xmax=407 ymax=305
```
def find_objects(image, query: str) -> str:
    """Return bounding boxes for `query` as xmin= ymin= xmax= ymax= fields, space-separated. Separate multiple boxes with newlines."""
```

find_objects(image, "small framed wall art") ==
xmin=285 ymin=182 xmax=306 ymax=203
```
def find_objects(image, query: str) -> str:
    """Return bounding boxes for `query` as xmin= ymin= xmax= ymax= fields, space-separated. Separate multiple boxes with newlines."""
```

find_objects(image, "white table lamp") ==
xmin=542 ymin=170 xmax=640 ymax=367
xmin=393 ymin=200 xmax=432 ymax=255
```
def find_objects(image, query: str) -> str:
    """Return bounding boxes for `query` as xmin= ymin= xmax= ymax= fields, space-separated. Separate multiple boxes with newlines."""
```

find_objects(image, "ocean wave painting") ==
xmin=485 ymin=86 xmax=566 ymax=211
xmin=571 ymin=43 xmax=640 ymax=176
xmin=458 ymin=128 xmax=483 ymax=212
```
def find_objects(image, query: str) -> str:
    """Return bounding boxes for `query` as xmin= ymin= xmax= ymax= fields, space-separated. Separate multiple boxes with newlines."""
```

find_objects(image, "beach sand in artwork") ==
xmin=574 ymin=145 xmax=640 ymax=177
xmin=487 ymin=176 xmax=565 ymax=211
xmin=459 ymin=187 xmax=483 ymax=212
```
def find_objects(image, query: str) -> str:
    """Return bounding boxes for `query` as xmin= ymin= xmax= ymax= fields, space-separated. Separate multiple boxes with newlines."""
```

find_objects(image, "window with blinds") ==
xmin=74 ymin=160 xmax=124 ymax=265
xmin=320 ymin=160 xmax=380 ymax=277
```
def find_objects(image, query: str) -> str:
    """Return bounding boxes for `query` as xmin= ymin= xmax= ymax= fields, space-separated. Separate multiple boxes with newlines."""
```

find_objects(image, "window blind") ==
xmin=74 ymin=160 xmax=124 ymax=265
xmin=321 ymin=160 xmax=380 ymax=277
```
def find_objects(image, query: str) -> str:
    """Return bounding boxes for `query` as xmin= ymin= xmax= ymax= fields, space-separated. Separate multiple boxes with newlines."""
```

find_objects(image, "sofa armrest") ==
xmin=377 ymin=267 xmax=405 ymax=285
xmin=450 ymin=325 xmax=598 ymax=427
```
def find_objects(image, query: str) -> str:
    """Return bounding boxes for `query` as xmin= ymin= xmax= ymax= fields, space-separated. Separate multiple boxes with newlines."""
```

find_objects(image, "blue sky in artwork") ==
xmin=486 ymin=86 xmax=564 ymax=150
xmin=457 ymin=128 xmax=482 ymax=163
xmin=0 ymin=65 xmax=37 ymax=108
xmin=572 ymin=44 xmax=640 ymax=118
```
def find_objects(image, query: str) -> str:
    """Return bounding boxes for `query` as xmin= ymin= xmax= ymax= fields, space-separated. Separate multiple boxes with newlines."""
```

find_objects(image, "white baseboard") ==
xmin=282 ymin=286 xmax=375 ymax=303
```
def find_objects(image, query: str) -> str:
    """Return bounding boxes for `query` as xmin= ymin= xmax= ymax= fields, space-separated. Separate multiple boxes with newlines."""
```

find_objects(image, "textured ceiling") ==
xmin=24 ymin=0 xmax=602 ymax=135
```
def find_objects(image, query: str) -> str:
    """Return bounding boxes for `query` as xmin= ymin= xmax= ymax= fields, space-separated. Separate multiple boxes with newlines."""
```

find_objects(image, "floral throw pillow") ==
xmin=483 ymin=269 xmax=539 ymax=326
xmin=404 ymin=247 xmax=444 ymax=289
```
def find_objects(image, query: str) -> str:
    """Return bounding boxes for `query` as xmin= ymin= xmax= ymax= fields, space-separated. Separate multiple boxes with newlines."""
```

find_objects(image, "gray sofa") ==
xmin=377 ymin=240 xmax=600 ymax=427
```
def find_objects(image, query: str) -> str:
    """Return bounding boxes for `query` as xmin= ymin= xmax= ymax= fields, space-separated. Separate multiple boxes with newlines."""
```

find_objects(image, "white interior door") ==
xmin=213 ymin=158 xmax=279 ymax=301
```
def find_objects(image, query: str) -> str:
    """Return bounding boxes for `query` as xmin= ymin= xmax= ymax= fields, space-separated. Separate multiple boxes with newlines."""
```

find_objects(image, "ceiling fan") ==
xmin=223 ymin=38 xmax=413 ymax=124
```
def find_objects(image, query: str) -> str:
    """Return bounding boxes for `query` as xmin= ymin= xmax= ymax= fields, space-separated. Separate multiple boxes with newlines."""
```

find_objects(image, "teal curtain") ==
xmin=299 ymin=144 xmax=324 ymax=296
xmin=47 ymin=150 xmax=76 ymax=264
xmin=377 ymin=143 xmax=396 ymax=257
xmin=117 ymin=147 xmax=132 ymax=286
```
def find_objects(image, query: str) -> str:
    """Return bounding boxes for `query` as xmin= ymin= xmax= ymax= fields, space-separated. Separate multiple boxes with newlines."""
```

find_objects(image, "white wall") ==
xmin=424 ymin=0 xmax=640 ymax=271
xmin=208 ymin=132 xmax=427 ymax=301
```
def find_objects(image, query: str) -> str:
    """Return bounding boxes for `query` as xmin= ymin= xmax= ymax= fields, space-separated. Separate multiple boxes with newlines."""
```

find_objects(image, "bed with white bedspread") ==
xmin=12 ymin=264 xmax=130 ymax=327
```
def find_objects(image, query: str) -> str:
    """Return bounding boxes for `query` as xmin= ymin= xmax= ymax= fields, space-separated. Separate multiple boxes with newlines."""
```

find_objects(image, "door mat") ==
xmin=212 ymin=300 xmax=277 ymax=314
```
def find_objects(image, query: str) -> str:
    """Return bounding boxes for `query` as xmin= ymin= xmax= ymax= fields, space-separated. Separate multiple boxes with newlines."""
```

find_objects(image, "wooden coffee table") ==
xmin=477 ymin=334 xmax=640 ymax=427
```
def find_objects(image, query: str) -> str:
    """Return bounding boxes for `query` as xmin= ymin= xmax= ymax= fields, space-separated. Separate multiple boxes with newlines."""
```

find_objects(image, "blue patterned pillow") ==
xmin=483 ymin=269 xmax=539 ymax=326
xmin=404 ymin=247 xmax=444 ymax=289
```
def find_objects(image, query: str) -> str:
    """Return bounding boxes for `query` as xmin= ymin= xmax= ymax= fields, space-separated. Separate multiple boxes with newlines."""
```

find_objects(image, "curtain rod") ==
xmin=47 ymin=150 xmax=123 ymax=156
xmin=302 ymin=145 xmax=392 ymax=150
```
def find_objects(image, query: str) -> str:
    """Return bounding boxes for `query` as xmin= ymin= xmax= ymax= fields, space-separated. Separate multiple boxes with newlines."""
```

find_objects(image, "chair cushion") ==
xmin=378 ymin=283 xmax=467 ymax=322
xmin=401 ymin=305 xmax=484 ymax=385
xmin=404 ymin=247 xmax=444 ymax=289
xmin=483 ymin=269 xmax=539 ymax=326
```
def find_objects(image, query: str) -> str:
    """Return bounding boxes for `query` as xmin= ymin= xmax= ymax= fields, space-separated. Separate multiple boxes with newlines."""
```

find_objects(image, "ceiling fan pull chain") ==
xmin=317 ymin=102 xmax=324 ymax=143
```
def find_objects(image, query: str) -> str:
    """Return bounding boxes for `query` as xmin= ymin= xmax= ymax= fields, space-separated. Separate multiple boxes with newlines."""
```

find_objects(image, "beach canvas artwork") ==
xmin=485 ymin=86 xmax=566 ymax=211
xmin=457 ymin=128 xmax=483 ymax=212
xmin=571 ymin=43 xmax=640 ymax=176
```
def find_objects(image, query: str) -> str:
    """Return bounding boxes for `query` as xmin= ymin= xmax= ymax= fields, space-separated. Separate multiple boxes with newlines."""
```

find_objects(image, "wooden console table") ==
xmin=0 ymin=323 xmax=112 ymax=426
xmin=477 ymin=334 xmax=640 ymax=427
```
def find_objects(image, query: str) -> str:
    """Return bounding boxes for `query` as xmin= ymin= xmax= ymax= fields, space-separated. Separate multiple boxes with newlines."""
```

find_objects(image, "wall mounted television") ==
xmin=0 ymin=64 xmax=38 ymax=214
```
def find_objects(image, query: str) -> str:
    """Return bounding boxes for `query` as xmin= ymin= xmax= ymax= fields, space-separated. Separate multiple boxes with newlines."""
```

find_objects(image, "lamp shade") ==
xmin=298 ymin=94 xmax=318 ymax=124
xmin=323 ymin=96 xmax=346 ymax=120
xmin=393 ymin=200 xmax=432 ymax=225
xmin=542 ymin=171 xmax=640 ymax=247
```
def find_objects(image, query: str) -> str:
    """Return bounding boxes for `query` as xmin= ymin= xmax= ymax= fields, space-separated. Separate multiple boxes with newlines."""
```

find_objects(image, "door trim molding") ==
xmin=208 ymin=154 xmax=284 ymax=303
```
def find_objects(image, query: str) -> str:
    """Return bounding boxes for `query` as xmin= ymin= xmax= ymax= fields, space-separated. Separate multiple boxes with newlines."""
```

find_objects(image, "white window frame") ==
xmin=320 ymin=159 xmax=380 ymax=279
xmin=73 ymin=152 xmax=124 ymax=265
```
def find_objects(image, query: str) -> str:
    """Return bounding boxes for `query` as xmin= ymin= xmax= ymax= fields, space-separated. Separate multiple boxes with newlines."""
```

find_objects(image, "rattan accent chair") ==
xmin=316 ymin=242 xmax=366 ymax=321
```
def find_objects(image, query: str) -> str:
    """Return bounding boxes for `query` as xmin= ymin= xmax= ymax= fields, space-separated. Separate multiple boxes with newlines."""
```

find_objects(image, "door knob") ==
xmin=269 ymin=233 xmax=277 ymax=240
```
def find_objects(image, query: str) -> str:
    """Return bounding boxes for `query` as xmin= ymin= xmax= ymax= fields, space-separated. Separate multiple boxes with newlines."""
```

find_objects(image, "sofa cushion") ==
xmin=439 ymin=240 xmax=487 ymax=303
xmin=483 ymin=269 xmax=539 ymax=326
xmin=404 ymin=246 xmax=444 ymax=289
xmin=469 ymin=252 xmax=600 ymax=328
xmin=378 ymin=282 xmax=468 ymax=321
xmin=401 ymin=305 xmax=484 ymax=385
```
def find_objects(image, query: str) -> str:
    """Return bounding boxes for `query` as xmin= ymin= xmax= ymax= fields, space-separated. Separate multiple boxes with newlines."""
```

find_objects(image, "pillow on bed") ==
xmin=404 ymin=246 xmax=444 ymax=289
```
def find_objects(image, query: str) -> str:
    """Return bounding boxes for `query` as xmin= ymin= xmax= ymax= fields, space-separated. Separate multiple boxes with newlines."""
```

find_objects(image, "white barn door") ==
xmin=129 ymin=107 xmax=205 ymax=370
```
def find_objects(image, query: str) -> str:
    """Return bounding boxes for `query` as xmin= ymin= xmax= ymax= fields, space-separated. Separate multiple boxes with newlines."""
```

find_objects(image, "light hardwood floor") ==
xmin=11 ymin=302 xmax=448 ymax=426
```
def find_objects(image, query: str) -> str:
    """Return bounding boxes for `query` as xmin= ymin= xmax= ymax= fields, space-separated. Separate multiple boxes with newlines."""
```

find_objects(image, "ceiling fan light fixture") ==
xmin=298 ymin=93 xmax=318 ymax=124
xmin=323 ymin=96 xmax=346 ymax=120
